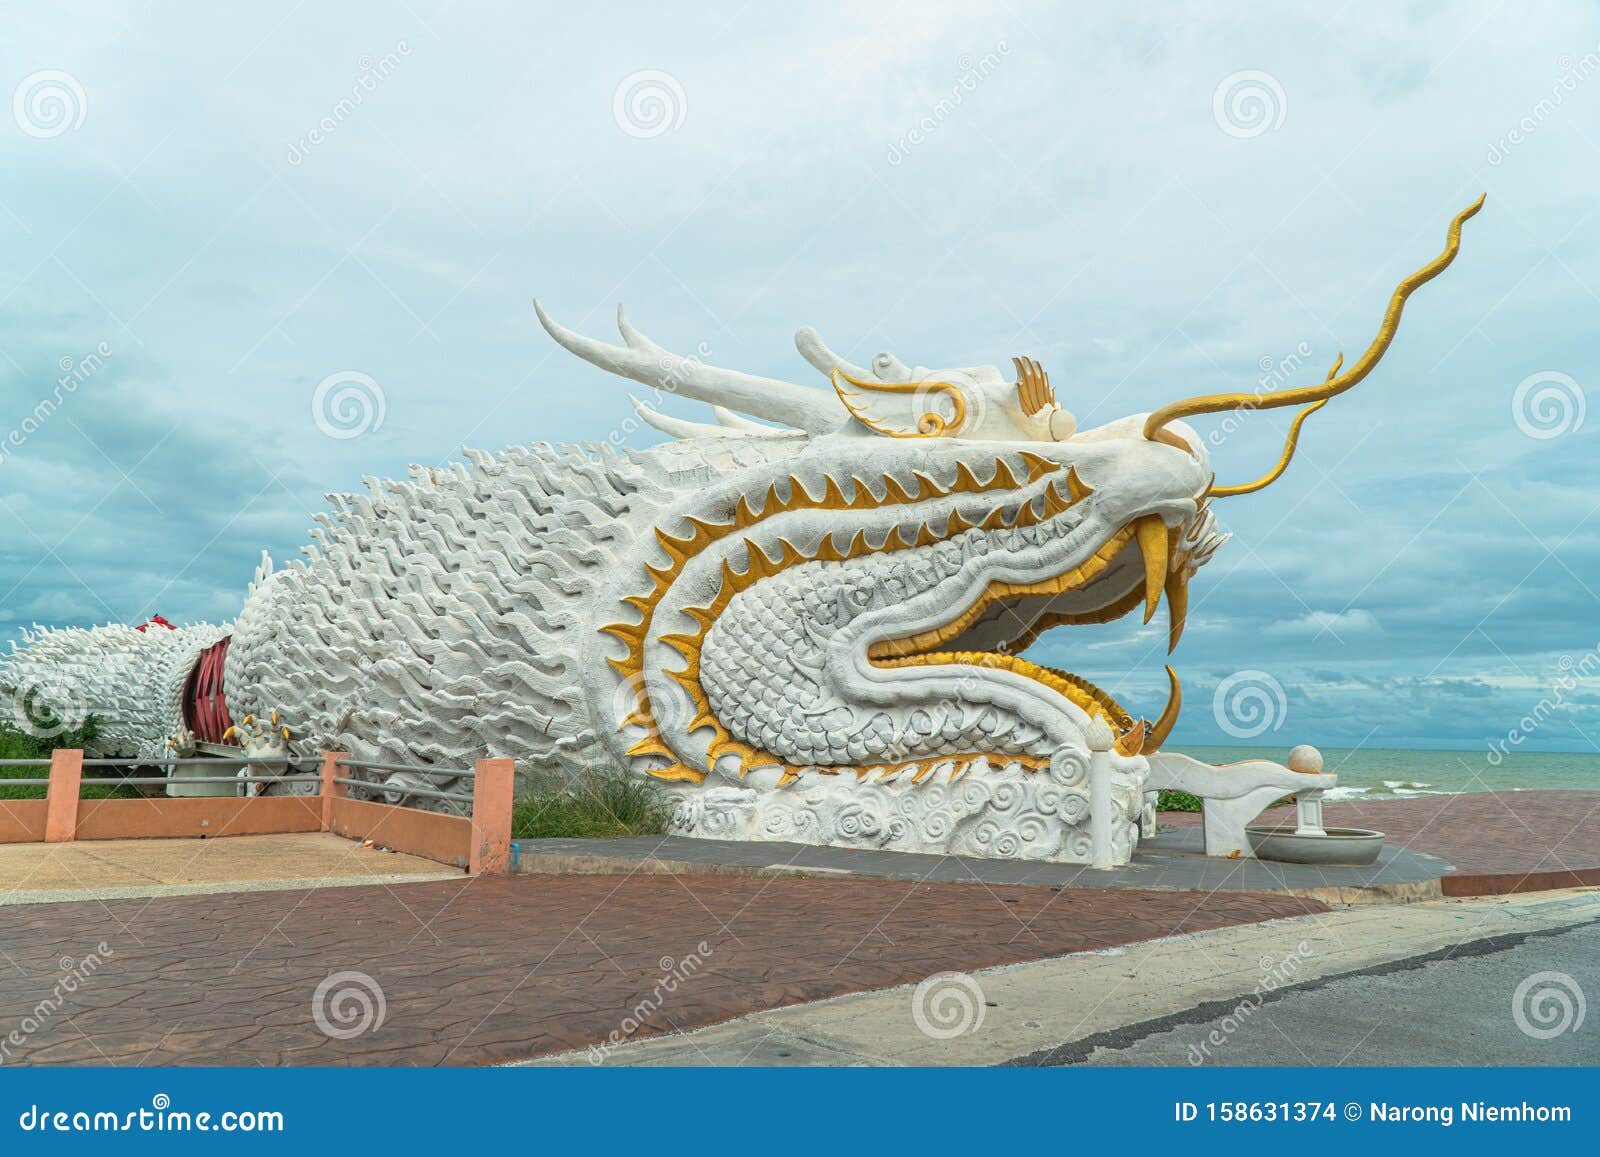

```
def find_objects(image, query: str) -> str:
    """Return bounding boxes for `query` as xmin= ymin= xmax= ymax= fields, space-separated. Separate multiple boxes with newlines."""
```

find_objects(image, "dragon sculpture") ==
xmin=1 ymin=198 xmax=1483 ymax=864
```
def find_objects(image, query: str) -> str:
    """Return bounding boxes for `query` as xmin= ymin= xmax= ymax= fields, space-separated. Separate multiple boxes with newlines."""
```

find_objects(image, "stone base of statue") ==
xmin=667 ymin=746 xmax=1148 ymax=865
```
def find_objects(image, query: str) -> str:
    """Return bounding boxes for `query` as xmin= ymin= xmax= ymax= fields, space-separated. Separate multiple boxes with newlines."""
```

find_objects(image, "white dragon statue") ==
xmin=0 ymin=198 xmax=1483 ymax=864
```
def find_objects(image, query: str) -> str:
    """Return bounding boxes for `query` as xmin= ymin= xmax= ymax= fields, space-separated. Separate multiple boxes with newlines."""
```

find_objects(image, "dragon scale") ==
xmin=0 ymin=200 xmax=1483 ymax=864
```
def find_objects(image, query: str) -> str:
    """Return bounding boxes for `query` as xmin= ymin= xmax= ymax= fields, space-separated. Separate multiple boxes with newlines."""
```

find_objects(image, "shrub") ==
xmin=0 ymin=717 xmax=127 ymax=800
xmin=1155 ymin=789 xmax=1203 ymax=813
xmin=511 ymin=770 xmax=673 ymax=839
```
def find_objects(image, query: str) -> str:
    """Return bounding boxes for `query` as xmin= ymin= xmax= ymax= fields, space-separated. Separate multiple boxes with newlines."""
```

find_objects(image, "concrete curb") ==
xmin=0 ymin=869 xmax=463 ymax=906
xmin=511 ymin=828 xmax=1455 ymax=904
xmin=515 ymin=844 xmax=1600 ymax=905
xmin=512 ymin=848 xmax=1446 ymax=905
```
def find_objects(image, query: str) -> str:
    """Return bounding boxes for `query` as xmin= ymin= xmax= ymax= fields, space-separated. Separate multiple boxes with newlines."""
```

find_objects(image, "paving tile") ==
xmin=0 ymin=873 xmax=1321 ymax=1066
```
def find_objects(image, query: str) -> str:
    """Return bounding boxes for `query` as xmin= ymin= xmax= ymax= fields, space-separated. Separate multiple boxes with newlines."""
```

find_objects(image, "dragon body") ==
xmin=0 ymin=199 xmax=1482 ymax=864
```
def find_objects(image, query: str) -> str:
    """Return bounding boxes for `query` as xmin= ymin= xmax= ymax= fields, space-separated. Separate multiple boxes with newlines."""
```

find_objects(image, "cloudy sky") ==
xmin=0 ymin=2 xmax=1596 ymax=753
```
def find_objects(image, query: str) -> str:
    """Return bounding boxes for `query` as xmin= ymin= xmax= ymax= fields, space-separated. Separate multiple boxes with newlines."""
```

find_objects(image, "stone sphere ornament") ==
xmin=1286 ymin=745 xmax=1324 ymax=774
xmin=1287 ymin=745 xmax=1324 ymax=775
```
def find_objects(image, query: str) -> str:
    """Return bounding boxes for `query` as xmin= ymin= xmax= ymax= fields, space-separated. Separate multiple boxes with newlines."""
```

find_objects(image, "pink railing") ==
xmin=0 ymin=749 xmax=515 ymax=875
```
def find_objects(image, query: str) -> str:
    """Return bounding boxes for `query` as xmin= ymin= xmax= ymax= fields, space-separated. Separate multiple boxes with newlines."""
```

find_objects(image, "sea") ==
xmin=1179 ymin=745 xmax=1598 ymax=802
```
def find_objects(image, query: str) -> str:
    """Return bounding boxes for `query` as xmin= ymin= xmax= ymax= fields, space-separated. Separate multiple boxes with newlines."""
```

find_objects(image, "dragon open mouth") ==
xmin=868 ymin=514 xmax=1184 ymax=756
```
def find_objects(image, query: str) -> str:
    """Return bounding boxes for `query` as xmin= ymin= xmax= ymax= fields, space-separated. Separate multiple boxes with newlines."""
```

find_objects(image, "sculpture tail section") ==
xmin=1 ymin=619 xmax=232 ymax=761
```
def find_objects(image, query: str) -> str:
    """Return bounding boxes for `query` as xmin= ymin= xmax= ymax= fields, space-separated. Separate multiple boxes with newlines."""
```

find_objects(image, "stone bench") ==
xmin=1142 ymin=746 xmax=1335 ymax=858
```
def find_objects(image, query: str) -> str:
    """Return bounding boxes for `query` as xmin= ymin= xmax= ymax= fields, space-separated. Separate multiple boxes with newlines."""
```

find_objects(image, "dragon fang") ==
xmin=0 ymin=197 xmax=1483 ymax=864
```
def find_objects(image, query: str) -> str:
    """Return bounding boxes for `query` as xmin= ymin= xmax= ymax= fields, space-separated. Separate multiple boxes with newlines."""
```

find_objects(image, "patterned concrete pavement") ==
xmin=1159 ymin=790 xmax=1600 ymax=893
xmin=0 ymin=872 xmax=1322 ymax=1067
xmin=4 ymin=791 xmax=1590 ymax=1067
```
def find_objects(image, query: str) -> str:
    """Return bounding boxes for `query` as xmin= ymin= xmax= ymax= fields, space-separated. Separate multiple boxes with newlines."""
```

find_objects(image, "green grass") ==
xmin=511 ymin=770 xmax=673 ymax=840
xmin=0 ymin=717 xmax=130 ymax=800
xmin=1155 ymin=789 xmax=1203 ymax=813
xmin=1154 ymin=789 xmax=1296 ymax=813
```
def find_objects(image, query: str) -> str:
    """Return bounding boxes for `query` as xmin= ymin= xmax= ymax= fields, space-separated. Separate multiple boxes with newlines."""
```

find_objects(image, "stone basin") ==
xmin=1246 ymin=825 xmax=1385 ymax=866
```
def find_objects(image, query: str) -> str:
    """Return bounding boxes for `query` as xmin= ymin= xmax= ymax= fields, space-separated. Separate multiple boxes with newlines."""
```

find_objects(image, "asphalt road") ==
xmin=1025 ymin=919 xmax=1598 ymax=1067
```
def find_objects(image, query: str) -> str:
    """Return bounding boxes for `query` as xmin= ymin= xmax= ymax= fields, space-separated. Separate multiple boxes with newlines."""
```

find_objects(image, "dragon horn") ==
xmin=534 ymin=301 xmax=841 ymax=435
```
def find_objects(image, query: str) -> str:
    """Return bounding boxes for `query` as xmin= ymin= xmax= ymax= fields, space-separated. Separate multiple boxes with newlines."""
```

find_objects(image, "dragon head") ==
xmin=533 ymin=197 xmax=1481 ymax=858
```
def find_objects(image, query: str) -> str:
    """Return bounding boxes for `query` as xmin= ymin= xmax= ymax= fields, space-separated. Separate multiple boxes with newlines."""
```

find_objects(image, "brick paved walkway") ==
xmin=0 ymin=874 xmax=1322 ymax=1066
xmin=1161 ymin=789 xmax=1600 ymax=892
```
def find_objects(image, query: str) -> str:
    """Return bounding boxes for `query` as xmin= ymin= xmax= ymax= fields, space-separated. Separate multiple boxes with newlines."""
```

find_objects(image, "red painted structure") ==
xmin=182 ymin=636 xmax=236 ymax=745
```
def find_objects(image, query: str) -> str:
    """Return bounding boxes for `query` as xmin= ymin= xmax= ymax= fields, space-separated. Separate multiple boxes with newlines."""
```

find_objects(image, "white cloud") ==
xmin=1264 ymin=609 xmax=1382 ymax=638
xmin=1 ymin=2 xmax=1597 ymax=746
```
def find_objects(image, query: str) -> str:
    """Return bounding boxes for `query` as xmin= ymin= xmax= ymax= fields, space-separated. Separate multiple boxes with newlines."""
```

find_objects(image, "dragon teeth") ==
xmin=1135 ymin=514 xmax=1168 ymax=624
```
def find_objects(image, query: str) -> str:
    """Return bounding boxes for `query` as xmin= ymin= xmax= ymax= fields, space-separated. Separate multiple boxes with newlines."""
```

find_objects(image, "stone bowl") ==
xmin=1245 ymin=825 xmax=1385 ymax=866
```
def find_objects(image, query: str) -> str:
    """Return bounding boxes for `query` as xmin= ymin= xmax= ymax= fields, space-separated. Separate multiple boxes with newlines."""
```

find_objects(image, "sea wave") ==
xmin=1323 ymin=781 xmax=1453 ymax=801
